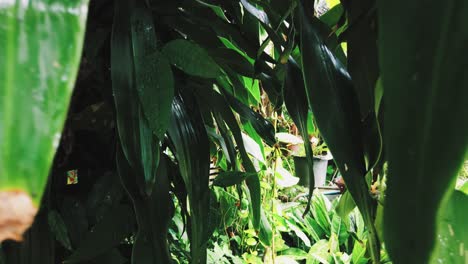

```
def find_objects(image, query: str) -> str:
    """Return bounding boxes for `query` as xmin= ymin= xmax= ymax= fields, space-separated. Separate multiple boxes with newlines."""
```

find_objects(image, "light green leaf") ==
xmin=0 ymin=0 xmax=88 ymax=207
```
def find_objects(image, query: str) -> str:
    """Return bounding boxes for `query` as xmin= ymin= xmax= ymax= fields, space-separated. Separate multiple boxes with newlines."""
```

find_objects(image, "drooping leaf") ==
xmin=379 ymin=0 xmax=468 ymax=261
xmin=258 ymin=210 xmax=273 ymax=247
xmin=344 ymin=0 xmax=382 ymax=170
xmin=198 ymin=88 xmax=261 ymax=229
xmin=167 ymin=94 xmax=210 ymax=263
xmin=210 ymin=48 xmax=255 ymax=77
xmin=111 ymin=0 xmax=159 ymax=196
xmin=0 ymin=0 xmax=88 ymax=240
xmin=117 ymin=148 xmax=173 ymax=264
xmin=283 ymin=58 xmax=315 ymax=215
xmin=297 ymin=3 xmax=380 ymax=261
xmin=64 ymin=205 xmax=135 ymax=264
xmin=225 ymin=93 xmax=276 ymax=146
xmin=48 ymin=211 xmax=73 ymax=251
xmin=162 ymin=39 xmax=221 ymax=78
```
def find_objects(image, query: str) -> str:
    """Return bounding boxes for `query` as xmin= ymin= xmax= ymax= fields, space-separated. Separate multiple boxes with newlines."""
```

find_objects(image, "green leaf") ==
xmin=297 ymin=3 xmax=380 ymax=261
xmin=319 ymin=4 xmax=344 ymax=28
xmin=64 ymin=205 xmax=135 ymax=264
xmin=246 ymin=237 xmax=257 ymax=246
xmin=307 ymin=239 xmax=331 ymax=264
xmin=210 ymin=48 xmax=255 ymax=77
xmin=431 ymin=190 xmax=468 ymax=263
xmin=117 ymin=149 xmax=173 ymax=264
xmin=258 ymin=210 xmax=272 ymax=247
xmin=344 ymin=0 xmax=382 ymax=170
xmin=162 ymin=39 xmax=221 ymax=78
xmin=48 ymin=211 xmax=73 ymax=251
xmin=225 ymin=93 xmax=276 ymax=146
xmin=278 ymin=248 xmax=308 ymax=260
xmin=167 ymin=94 xmax=210 ymax=263
xmin=111 ymin=0 xmax=159 ymax=196
xmin=213 ymin=172 xmax=256 ymax=188
xmin=0 ymin=0 xmax=88 ymax=207
xmin=330 ymin=214 xmax=349 ymax=245
xmin=335 ymin=191 xmax=356 ymax=219
xmin=379 ymin=0 xmax=468 ymax=262
xmin=200 ymin=88 xmax=261 ymax=229
xmin=351 ymin=240 xmax=367 ymax=264
xmin=90 ymin=249 xmax=127 ymax=264
xmin=283 ymin=58 xmax=315 ymax=215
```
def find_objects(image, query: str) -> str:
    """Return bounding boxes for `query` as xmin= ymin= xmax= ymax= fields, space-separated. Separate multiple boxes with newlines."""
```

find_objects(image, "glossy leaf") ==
xmin=117 ymin=148 xmax=173 ymax=264
xmin=0 ymin=0 xmax=88 ymax=239
xmin=297 ymin=3 xmax=380 ymax=261
xmin=344 ymin=0 xmax=382 ymax=169
xmin=225 ymin=93 xmax=276 ymax=146
xmin=379 ymin=0 xmax=468 ymax=261
xmin=210 ymin=48 xmax=255 ymax=77
xmin=283 ymin=59 xmax=315 ymax=215
xmin=111 ymin=0 xmax=159 ymax=196
xmin=167 ymin=94 xmax=210 ymax=263
xmin=199 ymin=88 xmax=261 ymax=229
xmin=162 ymin=39 xmax=221 ymax=78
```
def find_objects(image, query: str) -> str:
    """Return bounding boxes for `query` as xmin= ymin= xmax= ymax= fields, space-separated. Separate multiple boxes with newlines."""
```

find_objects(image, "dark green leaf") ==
xmin=48 ymin=211 xmax=72 ymax=251
xmin=90 ymin=249 xmax=127 ymax=264
xmin=283 ymin=59 xmax=315 ymax=215
xmin=162 ymin=39 xmax=221 ymax=78
xmin=297 ymin=3 xmax=380 ymax=261
xmin=117 ymin=149 xmax=173 ymax=264
xmin=211 ymin=48 xmax=255 ymax=77
xmin=111 ymin=0 xmax=159 ymax=196
xmin=225 ymin=93 xmax=276 ymax=146
xmin=167 ymin=94 xmax=210 ymax=263
xmin=379 ymin=0 xmax=468 ymax=261
xmin=64 ymin=205 xmax=135 ymax=264
xmin=198 ymin=88 xmax=261 ymax=229
xmin=213 ymin=172 xmax=256 ymax=187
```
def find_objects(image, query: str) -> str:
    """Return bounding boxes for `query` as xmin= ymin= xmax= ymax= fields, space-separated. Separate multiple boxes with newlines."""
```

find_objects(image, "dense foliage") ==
xmin=0 ymin=0 xmax=467 ymax=263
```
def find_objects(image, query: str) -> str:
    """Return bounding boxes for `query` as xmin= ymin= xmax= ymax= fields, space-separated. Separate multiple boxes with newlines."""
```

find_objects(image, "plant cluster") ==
xmin=0 ymin=0 xmax=467 ymax=263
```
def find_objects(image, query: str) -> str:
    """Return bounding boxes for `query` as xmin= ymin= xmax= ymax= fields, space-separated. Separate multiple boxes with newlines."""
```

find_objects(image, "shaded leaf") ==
xmin=213 ymin=172 xmax=256 ymax=188
xmin=379 ymin=0 xmax=468 ymax=262
xmin=64 ymin=205 xmax=135 ymax=264
xmin=297 ymin=3 xmax=380 ymax=261
xmin=162 ymin=39 xmax=221 ymax=78
xmin=167 ymin=94 xmax=210 ymax=263
xmin=48 ymin=211 xmax=72 ymax=251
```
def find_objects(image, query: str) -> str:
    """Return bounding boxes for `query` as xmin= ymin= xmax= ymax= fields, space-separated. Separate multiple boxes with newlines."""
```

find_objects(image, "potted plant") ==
xmin=275 ymin=132 xmax=333 ymax=188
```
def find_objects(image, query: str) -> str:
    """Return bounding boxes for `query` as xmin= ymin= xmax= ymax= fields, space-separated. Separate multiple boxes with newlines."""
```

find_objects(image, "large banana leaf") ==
xmin=0 ymin=0 xmax=88 ymax=241
xmin=296 ymin=3 xmax=380 ymax=262
xmin=378 ymin=0 xmax=468 ymax=262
